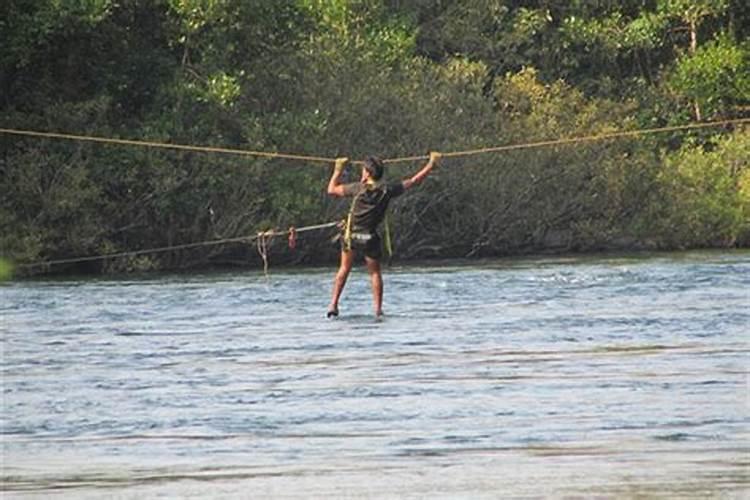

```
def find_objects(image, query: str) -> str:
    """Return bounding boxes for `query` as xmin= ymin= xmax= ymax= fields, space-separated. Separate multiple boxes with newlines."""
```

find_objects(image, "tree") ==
xmin=659 ymin=0 xmax=730 ymax=120
xmin=647 ymin=129 xmax=750 ymax=247
xmin=669 ymin=33 xmax=750 ymax=120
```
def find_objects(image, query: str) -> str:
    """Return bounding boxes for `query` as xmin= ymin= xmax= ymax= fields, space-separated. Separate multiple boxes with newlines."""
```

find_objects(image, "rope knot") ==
xmin=256 ymin=229 xmax=274 ymax=277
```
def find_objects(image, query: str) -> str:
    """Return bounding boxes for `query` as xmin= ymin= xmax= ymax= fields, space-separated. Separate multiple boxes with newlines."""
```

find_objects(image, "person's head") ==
xmin=362 ymin=156 xmax=384 ymax=182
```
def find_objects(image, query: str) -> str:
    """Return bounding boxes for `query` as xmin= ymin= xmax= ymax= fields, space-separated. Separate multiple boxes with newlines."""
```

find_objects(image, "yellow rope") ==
xmin=0 ymin=128 xmax=335 ymax=163
xmin=2 ymin=118 xmax=747 ymax=166
xmin=380 ymin=118 xmax=750 ymax=164
xmin=382 ymin=212 xmax=393 ymax=261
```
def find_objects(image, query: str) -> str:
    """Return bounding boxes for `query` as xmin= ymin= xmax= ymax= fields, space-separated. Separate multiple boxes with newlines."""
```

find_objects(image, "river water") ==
xmin=2 ymin=251 xmax=748 ymax=498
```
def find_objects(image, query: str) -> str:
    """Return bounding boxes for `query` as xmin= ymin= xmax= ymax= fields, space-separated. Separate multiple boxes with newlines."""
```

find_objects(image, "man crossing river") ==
xmin=326 ymin=152 xmax=442 ymax=318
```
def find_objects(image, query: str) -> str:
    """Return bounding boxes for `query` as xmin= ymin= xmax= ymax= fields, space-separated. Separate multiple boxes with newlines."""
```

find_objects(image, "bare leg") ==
xmin=328 ymin=250 xmax=355 ymax=316
xmin=365 ymin=256 xmax=383 ymax=317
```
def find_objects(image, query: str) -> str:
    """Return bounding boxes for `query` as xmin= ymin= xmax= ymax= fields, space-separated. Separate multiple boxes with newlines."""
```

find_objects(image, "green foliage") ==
xmin=657 ymin=0 xmax=729 ymax=25
xmin=0 ymin=258 xmax=14 ymax=281
xmin=623 ymin=12 xmax=668 ymax=50
xmin=1 ymin=0 xmax=748 ymax=274
xmin=299 ymin=0 xmax=416 ymax=65
xmin=168 ymin=0 xmax=225 ymax=33
xmin=647 ymin=129 xmax=750 ymax=247
xmin=669 ymin=34 xmax=750 ymax=119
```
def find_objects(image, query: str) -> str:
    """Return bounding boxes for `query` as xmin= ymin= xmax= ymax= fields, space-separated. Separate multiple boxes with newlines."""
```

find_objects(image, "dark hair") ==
xmin=364 ymin=156 xmax=384 ymax=180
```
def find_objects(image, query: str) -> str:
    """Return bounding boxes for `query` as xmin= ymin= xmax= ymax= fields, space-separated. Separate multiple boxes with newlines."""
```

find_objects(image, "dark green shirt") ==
xmin=342 ymin=181 xmax=406 ymax=233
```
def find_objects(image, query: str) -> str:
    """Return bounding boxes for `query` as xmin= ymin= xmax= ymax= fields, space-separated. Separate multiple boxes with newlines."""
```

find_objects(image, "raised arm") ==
xmin=403 ymin=152 xmax=441 ymax=190
xmin=327 ymin=157 xmax=349 ymax=197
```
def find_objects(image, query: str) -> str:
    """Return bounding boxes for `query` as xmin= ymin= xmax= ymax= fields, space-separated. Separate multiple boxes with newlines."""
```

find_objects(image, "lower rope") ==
xmin=19 ymin=221 xmax=340 ymax=271
xmin=253 ymin=222 xmax=340 ymax=276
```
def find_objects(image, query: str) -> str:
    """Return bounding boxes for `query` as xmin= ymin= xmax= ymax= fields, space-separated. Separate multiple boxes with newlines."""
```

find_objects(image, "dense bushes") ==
xmin=1 ymin=0 xmax=748 ymax=274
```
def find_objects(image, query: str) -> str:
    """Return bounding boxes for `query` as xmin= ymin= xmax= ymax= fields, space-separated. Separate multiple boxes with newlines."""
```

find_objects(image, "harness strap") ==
xmin=343 ymin=182 xmax=373 ymax=251
xmin=382 ymin=212 xmax=393 ymax=260
xmin=343 ymin=196 xmax=358 ymax=252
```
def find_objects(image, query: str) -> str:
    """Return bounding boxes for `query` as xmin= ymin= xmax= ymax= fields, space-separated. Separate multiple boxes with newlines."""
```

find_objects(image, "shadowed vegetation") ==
xmin=1 ymin=0 xmax=748 ymax=274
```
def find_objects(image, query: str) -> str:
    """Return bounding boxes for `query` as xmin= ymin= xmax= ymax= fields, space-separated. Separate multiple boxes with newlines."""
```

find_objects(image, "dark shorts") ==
xmin=341 ymin=232 xmax=382 ymax=260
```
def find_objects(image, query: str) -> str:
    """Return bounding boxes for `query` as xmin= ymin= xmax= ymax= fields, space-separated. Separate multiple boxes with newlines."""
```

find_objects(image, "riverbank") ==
xmin=10 ymin=244 xmax=750 ymax=280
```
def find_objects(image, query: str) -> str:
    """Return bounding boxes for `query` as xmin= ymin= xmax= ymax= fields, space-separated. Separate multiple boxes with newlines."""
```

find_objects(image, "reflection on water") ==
xmin=2 ymin=251 xmax=749 ymax=498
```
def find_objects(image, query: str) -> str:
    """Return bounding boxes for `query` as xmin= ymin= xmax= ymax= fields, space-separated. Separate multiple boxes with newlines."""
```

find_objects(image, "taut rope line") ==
xmin=1 ymin=117 xmax=747 ymax=166
xmin=0 ymin=128 xmax=335 ymax=164
xmin=380 ymin=118 xmax=750 ymax=164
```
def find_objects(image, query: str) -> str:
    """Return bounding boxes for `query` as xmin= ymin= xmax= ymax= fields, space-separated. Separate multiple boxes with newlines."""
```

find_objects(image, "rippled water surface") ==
xmin=2 ymin=252 xmax=749 ymax=498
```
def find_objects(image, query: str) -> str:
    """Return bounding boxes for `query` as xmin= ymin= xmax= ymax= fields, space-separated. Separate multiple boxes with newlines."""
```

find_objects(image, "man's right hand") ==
xmin=429 ymin=152 xmax=442 ymax=166
xmin=328 ymin=157 xmax=349 ymax=197
xmin=334 ymin=157 xmax=349 ymax=175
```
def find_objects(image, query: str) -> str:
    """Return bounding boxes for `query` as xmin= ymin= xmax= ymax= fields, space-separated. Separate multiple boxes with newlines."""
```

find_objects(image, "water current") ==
xmin=2 ymin=251 xmax=749 ymax=498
